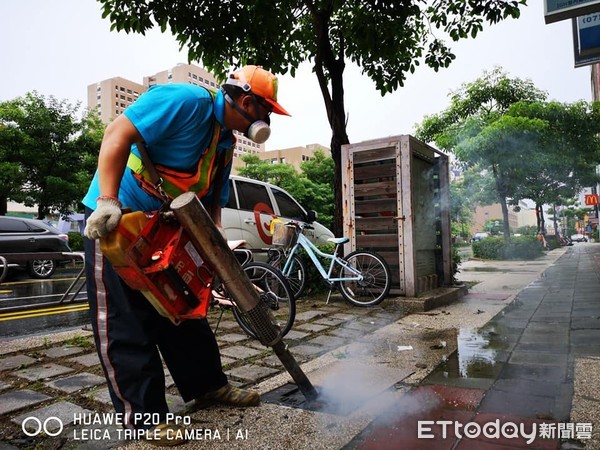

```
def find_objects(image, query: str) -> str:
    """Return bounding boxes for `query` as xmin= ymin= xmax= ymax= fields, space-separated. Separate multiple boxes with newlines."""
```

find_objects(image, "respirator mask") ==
xmin=222 ymin=88 xmax=272 ymax=144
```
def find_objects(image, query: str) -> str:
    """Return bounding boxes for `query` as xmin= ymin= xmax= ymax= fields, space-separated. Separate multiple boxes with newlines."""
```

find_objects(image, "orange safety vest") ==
xmin=126 ymin=90 xmax=234 ymax=201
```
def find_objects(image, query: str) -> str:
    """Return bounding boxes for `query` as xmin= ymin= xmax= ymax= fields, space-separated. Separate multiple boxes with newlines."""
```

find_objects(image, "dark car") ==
xmin=0 ymin=216 xmax=72 ymax=278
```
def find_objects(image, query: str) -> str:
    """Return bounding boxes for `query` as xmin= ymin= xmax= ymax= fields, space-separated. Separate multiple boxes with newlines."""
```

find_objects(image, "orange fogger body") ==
xmin=100 ymin=211 xmax=214 ymax=325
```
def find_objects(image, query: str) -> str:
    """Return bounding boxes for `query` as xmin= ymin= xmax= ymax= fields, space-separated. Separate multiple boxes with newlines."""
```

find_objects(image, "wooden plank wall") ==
xmin=350 ymin=146 xmax=402 ymax=290
xmin=342 ymin=136 xmax=451 ymax=297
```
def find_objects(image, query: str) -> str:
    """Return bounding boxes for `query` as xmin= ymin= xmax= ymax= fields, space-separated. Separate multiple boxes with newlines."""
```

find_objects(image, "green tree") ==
xmin=506 ymin=101 xmax=600 ymax=229
xmin=0 ymin=92 xmax=104 ymax=219
xmin=0 ymin=122 xmax=27 ymax=215
xmin=98 ymin=0 xmax=525 ymax=235
xmin=416 ymin=68 xmax=547 ymax=239
xmin=237 ymin=151 xmax=334 ymax=229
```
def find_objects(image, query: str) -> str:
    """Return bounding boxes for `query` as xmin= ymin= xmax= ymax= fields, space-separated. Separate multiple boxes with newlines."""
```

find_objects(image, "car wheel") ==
xmin=27 ymin=259 xmax=57 ymax=279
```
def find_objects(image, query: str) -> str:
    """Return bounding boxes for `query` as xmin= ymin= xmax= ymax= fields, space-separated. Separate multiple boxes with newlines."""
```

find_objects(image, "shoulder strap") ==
xmin=135 ymin=140 xmax=169 ymax=201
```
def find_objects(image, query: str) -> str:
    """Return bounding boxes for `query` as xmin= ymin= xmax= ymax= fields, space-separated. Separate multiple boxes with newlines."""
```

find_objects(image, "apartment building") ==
xmin=86 ymin=63 xmax=265 ymax=157
xmin=231 ymin=143 xmax=331 ymax=174
xmin=87 ymin=77 xmax=145 ymax=124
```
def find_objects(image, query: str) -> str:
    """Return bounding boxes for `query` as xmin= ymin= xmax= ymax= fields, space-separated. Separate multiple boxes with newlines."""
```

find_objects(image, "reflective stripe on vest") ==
xmin=127 ymin=124 xmax=225 ymax=199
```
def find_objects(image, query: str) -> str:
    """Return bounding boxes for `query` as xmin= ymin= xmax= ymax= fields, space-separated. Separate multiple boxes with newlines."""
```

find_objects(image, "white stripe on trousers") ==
xmin=93 ymin=240 xmax=134 ymax=427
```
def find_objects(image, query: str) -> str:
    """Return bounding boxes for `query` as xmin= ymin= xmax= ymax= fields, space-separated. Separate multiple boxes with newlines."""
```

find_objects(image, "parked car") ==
xmin=0 ymin=216 xmax=72 ymax=278
xmin=222 ymin=175 xmax=334 ymax=249
xmin=570 ymin=234 xmax=588 ymax=243
xmin=471 ymin=232 xmax=491 ymax=242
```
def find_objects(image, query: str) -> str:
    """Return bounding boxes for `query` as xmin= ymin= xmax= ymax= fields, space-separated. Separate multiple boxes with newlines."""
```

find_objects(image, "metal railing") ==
xmin=0 ymin=252 xmax=86 ymax=312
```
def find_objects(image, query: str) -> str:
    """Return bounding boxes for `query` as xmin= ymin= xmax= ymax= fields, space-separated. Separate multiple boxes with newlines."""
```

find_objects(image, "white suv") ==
xmin=222 ymin=175 xmax=334 ymax=249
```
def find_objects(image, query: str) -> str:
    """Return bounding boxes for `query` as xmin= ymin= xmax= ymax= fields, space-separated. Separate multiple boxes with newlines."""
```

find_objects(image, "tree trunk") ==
xmin=552 ymin=204 xmax=559 ymax=236
xmin=312 ymin=9 xmax=349 ymax=238
xmin=0 ymin=196 xmax=6 ymax=216
xmin=500 ymin=199 xmax=510 ymax=241
xmin=536 ymin=203 xmax=546 ymax=233
xmin=492 ymin=166 xmax=510 ymax=241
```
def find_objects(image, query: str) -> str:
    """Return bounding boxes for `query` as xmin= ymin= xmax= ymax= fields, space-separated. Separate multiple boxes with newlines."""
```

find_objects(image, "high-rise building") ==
xmin=87 ymin=76 xmax=145 ymax=124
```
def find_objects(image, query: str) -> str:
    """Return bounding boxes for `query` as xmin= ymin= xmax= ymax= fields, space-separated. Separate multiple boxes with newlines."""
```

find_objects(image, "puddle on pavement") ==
xmin=425 ymin=327 xmax=506 ymax=381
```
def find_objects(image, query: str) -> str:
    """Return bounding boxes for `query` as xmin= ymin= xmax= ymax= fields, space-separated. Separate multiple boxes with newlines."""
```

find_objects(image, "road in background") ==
xmin=0 ymin=267 xmax=89 ymax=339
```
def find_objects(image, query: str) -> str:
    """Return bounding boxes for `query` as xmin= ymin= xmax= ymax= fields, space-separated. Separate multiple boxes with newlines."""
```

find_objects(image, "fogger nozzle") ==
xmin=170 ymin=192 xmax=318 ymax=401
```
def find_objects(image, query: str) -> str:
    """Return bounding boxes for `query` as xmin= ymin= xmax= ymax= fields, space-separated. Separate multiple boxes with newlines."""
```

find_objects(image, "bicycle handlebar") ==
xmin=284 ymin=221 xmax=313 ymax=231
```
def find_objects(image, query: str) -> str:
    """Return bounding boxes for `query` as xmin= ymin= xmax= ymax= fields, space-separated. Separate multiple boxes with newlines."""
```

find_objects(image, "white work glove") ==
xmin=84 ymin=197 xmax=123 ymax=240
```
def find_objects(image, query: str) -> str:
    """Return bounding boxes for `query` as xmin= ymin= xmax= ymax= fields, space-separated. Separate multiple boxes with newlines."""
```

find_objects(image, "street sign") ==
xmin=546 ymin=0 xmax=600 ymax=24
xmin=585 ymin=193 xmax=600 ymax=205
xmin=572 ymin=13 xmax=600 ymax=66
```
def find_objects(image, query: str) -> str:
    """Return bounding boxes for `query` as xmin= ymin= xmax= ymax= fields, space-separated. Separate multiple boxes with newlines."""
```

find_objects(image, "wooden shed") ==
xmin=341 ymin=135 xmax=452 ymax=297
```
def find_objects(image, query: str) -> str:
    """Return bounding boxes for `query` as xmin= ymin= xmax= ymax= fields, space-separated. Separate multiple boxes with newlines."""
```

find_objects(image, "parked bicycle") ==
xmin=267 ymin=220 xmax=391 ymax=307
xmin=210 ymin=247 xmax=296 ymax=340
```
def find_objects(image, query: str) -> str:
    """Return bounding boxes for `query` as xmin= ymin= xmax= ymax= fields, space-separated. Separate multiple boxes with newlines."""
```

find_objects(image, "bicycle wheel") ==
xmin=232 ymin=262 xmax=296 ymax=340
xmin=279 ymin=254 xmax=307 ymax=299
xmin=337 ymin=250 xmax=391 ymax=307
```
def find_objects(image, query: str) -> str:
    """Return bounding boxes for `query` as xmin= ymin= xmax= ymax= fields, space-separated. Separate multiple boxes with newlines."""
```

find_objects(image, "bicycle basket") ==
xmin=272 ymin=221 xmax=297 ymax=247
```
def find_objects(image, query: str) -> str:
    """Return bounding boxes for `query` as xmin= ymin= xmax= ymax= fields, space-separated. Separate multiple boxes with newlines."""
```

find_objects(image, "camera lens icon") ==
xmin=21 ymin=416 xmax=64 ymax=437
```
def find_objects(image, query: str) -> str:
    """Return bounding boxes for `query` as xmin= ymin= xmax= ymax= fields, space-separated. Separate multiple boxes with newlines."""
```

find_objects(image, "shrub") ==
xmin=500 ymin=236 xmax=543 ymax=259
xmin=452 ymin=245 xmax=461 ymax=282
xmin=472 ymin=237 xmax=504 ymax=259
xmin=545 ymin=235 xmax=561 ymax=250
xmin=68 ymin=232 xmax=84 ymax=251
xmin=472 ymin=236 xmax=542 ymax=260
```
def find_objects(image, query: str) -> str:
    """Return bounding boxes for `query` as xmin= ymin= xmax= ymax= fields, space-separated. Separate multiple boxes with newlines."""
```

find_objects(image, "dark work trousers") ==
xmin=83 ymin=209 xmax=227 ymax=428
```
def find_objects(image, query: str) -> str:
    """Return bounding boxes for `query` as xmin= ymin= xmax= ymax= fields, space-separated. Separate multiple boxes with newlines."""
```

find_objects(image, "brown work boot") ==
xmin=195 ymin=384 xmax=260 ymax=408
xmin=146 ymin=423 xmax=188 ymax=447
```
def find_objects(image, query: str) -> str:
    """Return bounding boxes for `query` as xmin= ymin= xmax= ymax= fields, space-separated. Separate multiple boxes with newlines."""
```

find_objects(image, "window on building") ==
xmin=120 ymin=95 xmax=125 ymax=100
xmin=192 ymin=74 xmax=198 ymax=80
xmin=97 ymin=95 xmax=101 ymax=100
xmin=127 ymin=97 xmax=132 ymax=102
xmin=271 ymin=158 xmax=278 ymax=164
xmin=210 ymin=82 xmax=215 ymax=87
xmin=120 ymin=103 xmax=126 ymax=108
xmin=127 ymin=89 xmax=132 ymax=94
xmin=281 ymin=158 xmax=286 ymax=164
xmin=199 ymin=77 xmax=204 ymax=82
xmin=120 ymin=87 xmax=125 ymax=92
xmin=134 ymin=91 xmax=139 ymax=96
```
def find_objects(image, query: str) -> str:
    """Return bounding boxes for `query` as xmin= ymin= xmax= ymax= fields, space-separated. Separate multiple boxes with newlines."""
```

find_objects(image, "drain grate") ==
xmin=262 ymin=383 xmax=374 ymax=416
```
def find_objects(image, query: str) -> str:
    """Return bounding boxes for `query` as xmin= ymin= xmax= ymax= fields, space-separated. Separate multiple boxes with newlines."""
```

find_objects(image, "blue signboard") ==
xmin=572 ymin=13 xmax=600 ymax=67
xmin=546 ymin=0 xmax=600 ymax=23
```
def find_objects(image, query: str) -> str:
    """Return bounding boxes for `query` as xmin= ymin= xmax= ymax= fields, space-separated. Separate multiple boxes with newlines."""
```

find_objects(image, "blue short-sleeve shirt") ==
xmin=82 ymin=84 xmax=233 ymax=212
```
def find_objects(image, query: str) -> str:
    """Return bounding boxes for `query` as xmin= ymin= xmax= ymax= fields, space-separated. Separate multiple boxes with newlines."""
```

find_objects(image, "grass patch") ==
xmin=65 ymin=335 xmax=94 ymax=350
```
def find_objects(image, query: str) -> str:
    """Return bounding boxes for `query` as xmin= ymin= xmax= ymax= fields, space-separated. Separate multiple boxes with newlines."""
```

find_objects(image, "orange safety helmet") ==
xmin=226 ymin=65 xmax=291 ymax=116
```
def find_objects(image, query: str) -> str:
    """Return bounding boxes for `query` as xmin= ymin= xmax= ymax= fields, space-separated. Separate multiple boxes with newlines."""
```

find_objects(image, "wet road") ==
xmin=0 ymin=267 xmax=90 ymax=339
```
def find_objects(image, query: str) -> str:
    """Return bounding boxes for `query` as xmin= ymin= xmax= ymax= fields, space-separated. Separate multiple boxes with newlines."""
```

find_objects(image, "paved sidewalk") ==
xmin=348 ymin=243 xmax=600 ymax=449
xmin=0 ymin=243 xmax=598 ymax=449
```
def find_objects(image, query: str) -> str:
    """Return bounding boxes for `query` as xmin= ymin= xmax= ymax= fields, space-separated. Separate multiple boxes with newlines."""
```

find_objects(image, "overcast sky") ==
xmin=0 ymin=1 xmax=593 ymax=151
